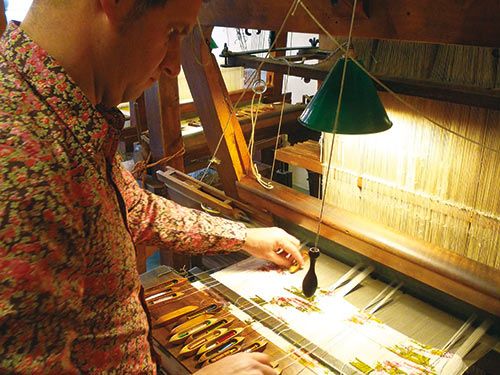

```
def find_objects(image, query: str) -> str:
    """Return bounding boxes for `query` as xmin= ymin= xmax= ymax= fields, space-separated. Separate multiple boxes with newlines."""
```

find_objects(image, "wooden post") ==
xmin=266 ymin=31 xmax=288 ymax=100
xmin=1 ymin=0 xmax=7 ymax=35
xmin=157 ymin=75 xmax=185 ymax=171
xmin=139 ymin=75 xmax=190 ymax=271
xmin=143 ymin=74 xmax=185 ymax=172
xmin=181 ymin=26 xmax=251 ymax=198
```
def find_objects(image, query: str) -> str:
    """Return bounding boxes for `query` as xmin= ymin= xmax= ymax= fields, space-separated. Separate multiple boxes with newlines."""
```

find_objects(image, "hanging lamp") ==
xmin=298 ymin=53 xmax=392 ymax=134
xmin=209 ymin=38 xmax=218 ymax=51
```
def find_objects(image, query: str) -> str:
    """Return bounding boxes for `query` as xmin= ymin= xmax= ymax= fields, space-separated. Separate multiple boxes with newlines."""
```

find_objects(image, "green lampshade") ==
xmin=298 ymin=58 xmax=392 ymax=134
xmin=209 ymin=38 xmax=218 ymax=51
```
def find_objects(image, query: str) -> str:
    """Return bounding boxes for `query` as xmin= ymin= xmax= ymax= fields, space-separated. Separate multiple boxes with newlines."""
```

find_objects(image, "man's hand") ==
xmin=242 ymin=227 xmax=303 ymax=268
xmin=194 ymin=353 xmax=277 ymax=375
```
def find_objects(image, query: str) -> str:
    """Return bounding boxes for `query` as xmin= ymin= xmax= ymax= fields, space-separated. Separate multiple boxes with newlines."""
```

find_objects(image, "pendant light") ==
xmin=298 ymin=51 xmax=392 ymax=134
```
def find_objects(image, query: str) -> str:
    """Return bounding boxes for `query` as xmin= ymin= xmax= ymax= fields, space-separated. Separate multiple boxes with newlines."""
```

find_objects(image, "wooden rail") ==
xmin=275 ymin=140 xmax=322 ymax=175
xmin=200 ymin=0 xmax=500 ymax=48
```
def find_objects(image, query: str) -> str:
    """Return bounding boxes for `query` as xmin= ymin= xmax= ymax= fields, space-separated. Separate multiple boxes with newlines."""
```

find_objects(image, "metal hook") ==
xmin=245 ymin=28 xmax=262 ymax=36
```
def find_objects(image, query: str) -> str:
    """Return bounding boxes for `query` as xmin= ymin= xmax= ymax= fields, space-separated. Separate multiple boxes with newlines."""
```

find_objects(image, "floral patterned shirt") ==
xmin=0 ymin=23 xmax=246 ymax=374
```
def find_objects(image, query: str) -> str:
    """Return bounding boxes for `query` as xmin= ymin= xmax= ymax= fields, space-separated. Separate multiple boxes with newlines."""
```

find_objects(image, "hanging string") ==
xmin=191 ymin=18 xmax=211 ymax=67
xmin=270 ymin=61 xmax=292 ymax=181
xmin=198 ymin=0 xmax=302 ymax=186
xmin=313 ymin=0 xmax=359 ymax=249
xmin=132 ymin=148 xmax=186 ymax=186
xmin=248 ymin=81 xmax=275 ymax=189
xmin=298 ymin=0 xmax=499 ymax=154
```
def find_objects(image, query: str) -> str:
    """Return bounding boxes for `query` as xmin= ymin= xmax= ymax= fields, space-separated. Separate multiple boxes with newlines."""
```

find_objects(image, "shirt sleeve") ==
xmin=113 ymin=158 xmax=247 ymax=255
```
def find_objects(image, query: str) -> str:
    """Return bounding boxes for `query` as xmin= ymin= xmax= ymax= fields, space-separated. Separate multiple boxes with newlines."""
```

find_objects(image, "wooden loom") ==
xmin=140 ymin=0 xmax=499 ymax=373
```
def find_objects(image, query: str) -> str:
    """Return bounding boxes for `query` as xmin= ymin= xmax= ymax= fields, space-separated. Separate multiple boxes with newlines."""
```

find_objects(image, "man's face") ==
xmin=105 ymin=0 xmax=202 ymax=105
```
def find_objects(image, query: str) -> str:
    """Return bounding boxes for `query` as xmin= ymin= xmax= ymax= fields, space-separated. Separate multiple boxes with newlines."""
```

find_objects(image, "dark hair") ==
xmin=141 ymin=0 xmax=168 ymax=5
xmin=126 ymin=0 xmax=168 ymax=21
xmin=133 ymin=0 xmax=168 ymax=13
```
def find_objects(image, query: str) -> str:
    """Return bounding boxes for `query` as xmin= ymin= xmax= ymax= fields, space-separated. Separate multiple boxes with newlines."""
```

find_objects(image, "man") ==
xmin=0 ymin=0 xmax=303 ymax=373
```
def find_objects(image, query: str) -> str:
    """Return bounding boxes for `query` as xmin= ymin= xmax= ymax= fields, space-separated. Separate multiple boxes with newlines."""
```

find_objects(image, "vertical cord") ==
xmin=313 ymin=0 xmax=358 ymax=248
xmin=248 ymin=86 xmax=274 ymax=190
xmin=270 ymin=62 xmax=292 ymax=181
xmin=198 ymin=0 xmax=301 ymax=185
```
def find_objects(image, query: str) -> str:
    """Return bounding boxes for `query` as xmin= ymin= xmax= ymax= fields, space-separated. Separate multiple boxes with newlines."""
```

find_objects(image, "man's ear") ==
xmin=99 ymin=0 xmax=136 ymax=25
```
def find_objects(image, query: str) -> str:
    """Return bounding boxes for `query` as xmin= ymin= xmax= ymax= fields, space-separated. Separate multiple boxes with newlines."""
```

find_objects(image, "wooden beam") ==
xmin=222 ymin=54 xmax=500 ymax=110
xmin=143 ymin=75 xmax=185 ymax=171
xmin=157 ymin=167 xmax=274 ymax=226
xmin=275 ymin=140 xmax=322 ymax=175
xmin=179 ymin=88 xmax=256 ymax=117
xmin=181 ymin=26 xmax=251 ymax=198
xmin=236 ymin=177 xmax=500 ymax=316
xmin=141 ymin=76 xmax=192 ymax=271
xmin=266 ymin=31 xmax=288 ymax=99
xmin=158 ymin=75 xmax=185 ymax=171
xmin=1 ymin=0 xmax=6 ymax=35
xmin=182 ymin=104 xmax=304 ymax=166
xmin=200 ymin=0 xmax=499 ymax=48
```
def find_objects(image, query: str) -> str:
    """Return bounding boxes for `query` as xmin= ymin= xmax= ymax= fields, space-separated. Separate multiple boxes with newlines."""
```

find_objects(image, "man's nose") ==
xmin=161 ymin=41 xmax=182 ymax=77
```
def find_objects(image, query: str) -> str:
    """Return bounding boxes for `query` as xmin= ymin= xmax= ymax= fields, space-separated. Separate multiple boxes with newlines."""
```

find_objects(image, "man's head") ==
xmin=23 ymin=0 xmax=202 ymax=106
xmin=105 ymin=0 xmax=203 ymax=104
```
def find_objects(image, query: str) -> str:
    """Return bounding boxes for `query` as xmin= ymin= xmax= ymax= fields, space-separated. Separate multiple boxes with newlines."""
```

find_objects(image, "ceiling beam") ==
xmin=200 ymin=0 xmax=499 ymax=47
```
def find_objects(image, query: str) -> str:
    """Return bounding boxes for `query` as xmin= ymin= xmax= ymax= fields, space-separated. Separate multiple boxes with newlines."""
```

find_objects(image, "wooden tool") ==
xmin=169 ymin=318 xmax=221 ymax=345
xmin=153 ymin=305 xmax=199 ymax=328
xmin=145 ymin=278 xmax=186 ymax=296
xmin=197 ymin=336 xmax=245 ymax=364
xmin=199 ymin=339 xmax=269 ymax=367
xmin=178 ymin=328 xmax=230 ymax=358
xmin=147 ymin=292 xmax=184 ymax=307
xmin=185 ymin=317 xmax=234 ymax=344
xmin=175 ymin=303 xmax=224 ymax=326
xmin=241 ymin=340 xmax=268 ymax=353
xmin=171 ymin=314 xmax=214 ymax=335
xmin=195 ymin=327 xmax=244 ymax=358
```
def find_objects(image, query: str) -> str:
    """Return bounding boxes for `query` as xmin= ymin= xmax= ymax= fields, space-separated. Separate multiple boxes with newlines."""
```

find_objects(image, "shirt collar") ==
xmin=1 ymin=22 xmax=125 ymax=158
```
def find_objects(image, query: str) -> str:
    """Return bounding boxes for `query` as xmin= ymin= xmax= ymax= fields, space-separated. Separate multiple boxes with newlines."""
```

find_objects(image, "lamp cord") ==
xmin=270 ymin=62 xmax=292 ymax=181
xmin=312 ymin=0 xmax=358 ymax=249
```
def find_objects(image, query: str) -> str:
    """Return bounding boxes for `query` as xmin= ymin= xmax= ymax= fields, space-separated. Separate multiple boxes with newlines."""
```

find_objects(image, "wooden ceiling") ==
xmin=200 ymin=0 xmax=499 ymax=47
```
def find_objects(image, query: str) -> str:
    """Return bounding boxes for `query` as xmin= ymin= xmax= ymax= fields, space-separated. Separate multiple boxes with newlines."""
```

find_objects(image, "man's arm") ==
xmin=114 ymin=159 xmax=246 ymax=255
xmin=114 ymin=159 xmax=304 ymax=266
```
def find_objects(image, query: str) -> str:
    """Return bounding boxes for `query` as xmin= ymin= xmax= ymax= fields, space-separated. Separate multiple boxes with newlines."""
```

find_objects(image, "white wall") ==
xmin=284 ymin=32 xmax=319 ymax=191
xmin=283 ymin=32 xmax=319 ymax=104
xmin=5 ymin=0 xmax=33 ymax=22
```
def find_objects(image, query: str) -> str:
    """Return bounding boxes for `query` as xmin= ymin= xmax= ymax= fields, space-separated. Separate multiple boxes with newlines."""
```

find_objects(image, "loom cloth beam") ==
xmin=236 ymin=177 xmax=500 ymax=316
